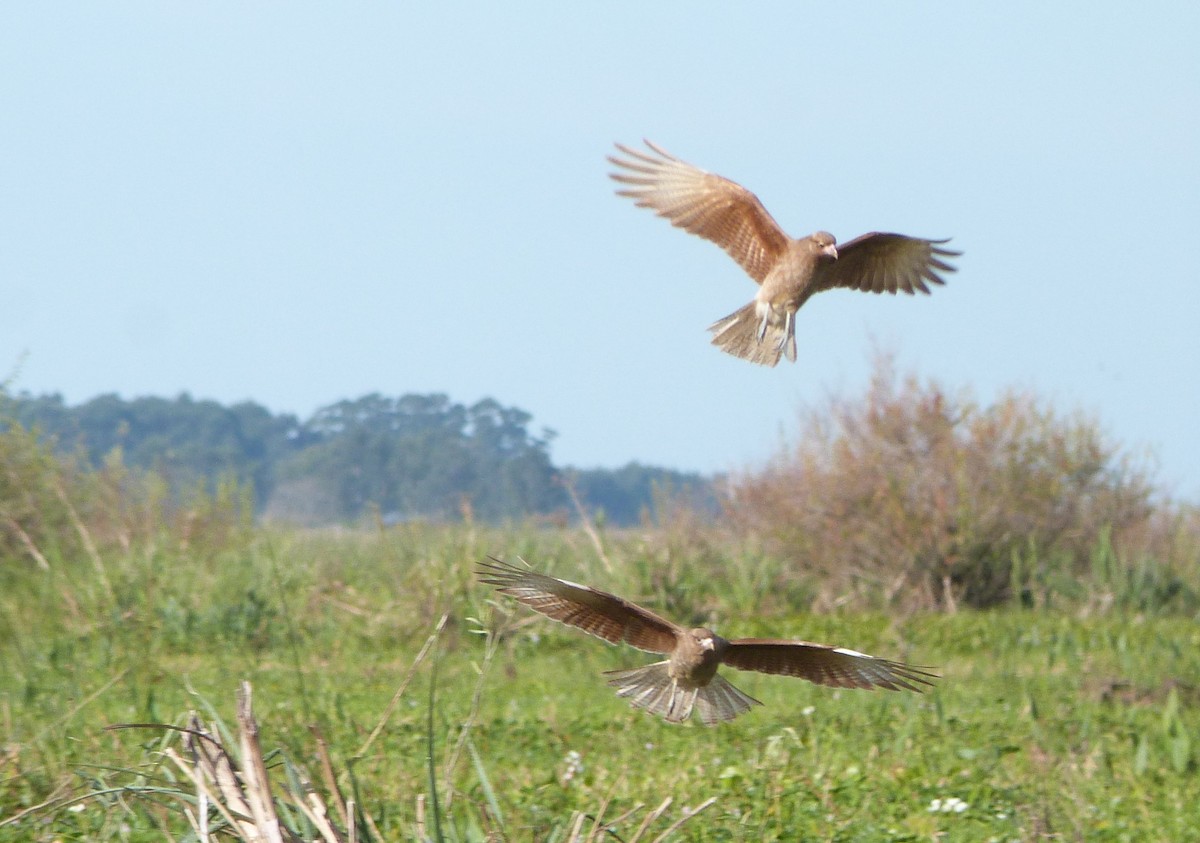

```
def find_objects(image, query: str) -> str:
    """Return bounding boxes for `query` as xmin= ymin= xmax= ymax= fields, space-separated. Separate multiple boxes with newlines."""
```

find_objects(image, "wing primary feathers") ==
xmin=477 ymin=557 xmax=679 ymax=653
xmin=607 ymin=140 xmax=790 ymax=284
xmin=723 ymin=639 xmax=938 ymax=692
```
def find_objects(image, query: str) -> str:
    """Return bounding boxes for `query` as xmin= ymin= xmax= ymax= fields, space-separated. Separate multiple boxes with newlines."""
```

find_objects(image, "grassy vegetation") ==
xmin=3 ymin=365 xmax=1198 ymax=841
xmin=2 ymin=518 xmax=1198 ymax=841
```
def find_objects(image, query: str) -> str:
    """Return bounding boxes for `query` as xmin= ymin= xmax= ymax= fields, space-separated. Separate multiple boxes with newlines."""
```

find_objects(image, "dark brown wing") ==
xmin=477 ymin=557 xmax=680 ymax=654
xmin=814 ymin=232 xmax=958 ymax=295
xmin=723 ymin=638 xmax=937 ymax=692
xmin=608 ymin=140 xmax=789 ymax=284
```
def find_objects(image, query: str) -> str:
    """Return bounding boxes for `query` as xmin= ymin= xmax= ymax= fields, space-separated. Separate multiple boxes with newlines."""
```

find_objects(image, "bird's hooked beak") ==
xmin=698 ymin=636 xmax=715 ymax=652
xmin=822 ymin=243 xmax=838 ymax=260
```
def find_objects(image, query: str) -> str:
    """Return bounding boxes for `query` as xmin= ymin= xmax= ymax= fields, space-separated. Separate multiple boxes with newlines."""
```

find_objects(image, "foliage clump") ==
xmin=0 ymin=404 xmax=251 ymax=573
xmin=724 ymin=354 xmax=1197 ymax=611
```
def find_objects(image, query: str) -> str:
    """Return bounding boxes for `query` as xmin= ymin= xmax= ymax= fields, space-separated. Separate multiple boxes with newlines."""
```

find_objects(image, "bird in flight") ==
xmin=479 ymin=557 xmax=935 ymax=725
xmin=608 ymin=141 xmax=960 ymax=367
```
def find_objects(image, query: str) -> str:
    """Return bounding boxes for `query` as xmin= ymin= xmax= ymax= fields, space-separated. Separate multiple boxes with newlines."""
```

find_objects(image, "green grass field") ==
xmin=2 ymin=524 xmax=1198 ymax=841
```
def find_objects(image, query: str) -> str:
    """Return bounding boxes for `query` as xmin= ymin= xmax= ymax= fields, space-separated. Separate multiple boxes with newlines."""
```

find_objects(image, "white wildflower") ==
xmin=928 ymin=796 xmax=968 ymax=814
xmin=559 ymin=750 xmax=584 ymax=785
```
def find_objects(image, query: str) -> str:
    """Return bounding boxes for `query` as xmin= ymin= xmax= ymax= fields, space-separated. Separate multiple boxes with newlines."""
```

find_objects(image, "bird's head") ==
xmin=812 ymin=231 xmax=838 ymax=261
xmin=689 ymin=627 xmax=719 ymax=652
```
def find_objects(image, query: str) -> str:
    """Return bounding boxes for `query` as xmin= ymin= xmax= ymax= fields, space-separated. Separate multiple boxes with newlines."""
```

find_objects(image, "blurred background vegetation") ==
xmin=2 ymin=356 xmax=1199 ymax=839
xmin=3 ymin=389 xmax=716 ymax=528
xmin=4 ymin=354 xmax=1195 ymax=615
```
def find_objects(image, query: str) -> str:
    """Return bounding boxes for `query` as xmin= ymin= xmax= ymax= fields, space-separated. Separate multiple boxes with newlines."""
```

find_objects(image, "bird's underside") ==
xmin=608 ymin=140 xmax=960 ymax=367
xmin=479 ymin=557 xmax=936 ymax=724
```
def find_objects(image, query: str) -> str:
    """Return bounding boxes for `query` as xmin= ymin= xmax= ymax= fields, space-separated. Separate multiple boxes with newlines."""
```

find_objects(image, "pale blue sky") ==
xmin=3 ymin=4 xmax=1198 ymax=498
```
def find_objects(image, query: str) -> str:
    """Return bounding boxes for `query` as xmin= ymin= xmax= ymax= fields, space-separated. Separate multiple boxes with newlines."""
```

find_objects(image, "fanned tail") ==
xmin=605 ymin=663 xmax=762 ymax=725
xmin=606 ymin=662 xmax=697 ymax=723
xmin=691 ymin=673 xmax=762 ymax=725
xmin=707 ymin=303 xmax=794 ymax=367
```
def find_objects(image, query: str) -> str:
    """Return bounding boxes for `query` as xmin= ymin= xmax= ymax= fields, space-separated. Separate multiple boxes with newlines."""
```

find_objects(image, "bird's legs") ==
xmin=778 ymin=310 xmax=794 ymax=352
xmin=756 ymin=312 xmax=770 ymax=342
xmin=753 ymin=303 xmax=794 ymax=351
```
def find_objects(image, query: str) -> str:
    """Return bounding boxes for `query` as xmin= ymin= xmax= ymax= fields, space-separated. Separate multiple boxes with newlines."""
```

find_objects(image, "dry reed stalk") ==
xmin=649 ymin=796 xmax=717 ymax=843
xmin=356 ymin=612 xmax=449 ymax=759
xmin=235 ymin=683 xmax=286 ymax=843
xmin=166 ymin=745 xmax=258 ymax=840
xmin=3 ymin=513 xmax=50 ymax=570
xmin=311 ymin=724 xmax=351 ymax=830
xmin=562 ymin=473 xmax=614 ymax=574
xmin=652 ymin=797 xmax=715 ymax=843
xmin=174 ymin=684 xmax=351 ymax=843
xmin=441 ymin=624 xmax=500 ymax=807
xmin=414 ymin=793 xmax=426 ymax=839
xmin=629 ymin=797 xmax=673 ymax=841
xmin=53 ymin=477 xmax=115 ymax=603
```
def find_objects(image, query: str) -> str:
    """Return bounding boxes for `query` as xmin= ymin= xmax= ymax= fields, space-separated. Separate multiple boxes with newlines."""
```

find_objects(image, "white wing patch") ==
xmin=833 ymin=647 xmax=871 ymax=659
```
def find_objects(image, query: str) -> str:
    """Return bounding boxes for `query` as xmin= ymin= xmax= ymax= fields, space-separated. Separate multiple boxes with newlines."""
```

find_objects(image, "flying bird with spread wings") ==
xmin=479 ymin=557 xmax=935 ymax=725
xmin=608 ymin=141 xmax=960 ymax=367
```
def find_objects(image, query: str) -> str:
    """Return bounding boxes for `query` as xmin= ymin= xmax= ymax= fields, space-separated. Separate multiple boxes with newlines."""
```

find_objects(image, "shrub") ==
xmin=0 ymin=409 xmax=252 ymax=572
xmin=723 ymin=354 xmax=1193 ymax=611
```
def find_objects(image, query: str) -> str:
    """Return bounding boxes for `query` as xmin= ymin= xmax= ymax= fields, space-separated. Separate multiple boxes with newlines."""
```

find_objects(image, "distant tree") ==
xmin=268 ymin=394 xmax=564 ymax=523
xmin=6 ymin=389 xmax=712 ymax=526
xmin=569 ymin=462 xmax=719 ymax=526
xmin=9 ymin=392 xmax=304 ymax=504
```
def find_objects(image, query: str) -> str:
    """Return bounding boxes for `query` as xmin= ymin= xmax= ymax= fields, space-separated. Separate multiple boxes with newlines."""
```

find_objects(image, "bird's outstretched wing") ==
xmin=608 ymin=140 xmax=789 ymax=284
xmin=724 ymin=638 xmax=937 ymax=692
xmin=816 ymin=233 xmax=958 ymax=295
xmin=478 ymin=557 xmax=680 ymax=654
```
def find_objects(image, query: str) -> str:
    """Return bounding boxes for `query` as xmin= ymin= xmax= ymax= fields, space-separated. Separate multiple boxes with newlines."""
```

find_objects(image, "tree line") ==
xmin=2 ymin=391 xmax=716 ymax=526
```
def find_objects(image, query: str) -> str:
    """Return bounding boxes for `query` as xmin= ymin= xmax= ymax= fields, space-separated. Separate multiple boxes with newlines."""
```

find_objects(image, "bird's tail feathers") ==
xmin=606 ymin=662 xmax=696 ymax=723
xmin=708 ymin=303 xmax=794 ymax=367
xmin=605 ymin=663 xmax=761 ymax=725
xmin=692 ymin=673 xmax=762 ymax=725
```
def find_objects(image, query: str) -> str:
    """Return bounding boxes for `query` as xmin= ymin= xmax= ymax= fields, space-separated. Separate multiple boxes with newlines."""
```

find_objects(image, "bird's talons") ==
xmin=775 ymin=311 xmax=794 ymax=351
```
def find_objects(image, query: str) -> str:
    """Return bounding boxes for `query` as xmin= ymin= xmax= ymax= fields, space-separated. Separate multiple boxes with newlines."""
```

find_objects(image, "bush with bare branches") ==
xmin=723 ymin=354 xmax=1193 ymax=611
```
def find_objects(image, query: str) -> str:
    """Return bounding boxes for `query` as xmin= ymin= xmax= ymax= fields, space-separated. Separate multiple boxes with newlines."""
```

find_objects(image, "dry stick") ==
xmin=649 ymin=796 xmax=718 ymax=843
xmin=599 ymin=803 xmax=646 ymax=837
xmin=289 ymin=787 xmax=343 ymax=843
xmin=562 ymin=474 xmax=614 ymax=574
xmin=311 ymin=725 xmax=351 ymax=832
xmin=163 ymin=747 xmax=257 ymax=842
xmin=3 ymin=513 xmax=51 ymax=570
xmin=629 ymin=797 xmax=672 ymax=843
xmin=441 ymin=625 xmax=500 ymax=808
xmin=183 ymin=799 xmax=204 ymax=842
xmin=566 ymin=811 xmax=587 ymax=843
xmin=360 ymin=805 xmax=384 ymax=843
xmin=585 ymin=782 xmax=620 ymax=843
xmin=272 ymin=735 xmax=344 ymax=843
xmin=235 ymin=682 xmax=286 ymax=843
xmin=414 ymin=794 xmax=427 ymax=840
xmin=184 ymin=713 xmax=254 ymax=824
xmin=355 ymin=613 xmax=449 ymax=760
